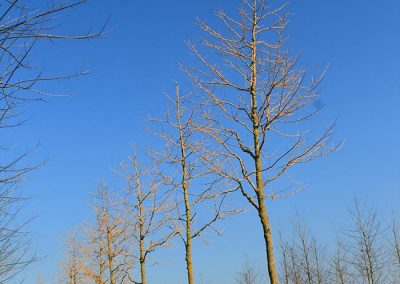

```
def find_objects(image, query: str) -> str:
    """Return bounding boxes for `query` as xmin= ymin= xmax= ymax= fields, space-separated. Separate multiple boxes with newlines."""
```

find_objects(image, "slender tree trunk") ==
xmin=177 ymin=86 xmax=195 ymax=284
xmin=106 ymin=225 xmax=115 ymax=284
xmin=108 ymin=255 xmax=115 ymax=284
xmin=139 ymin=208 xmax=147 ymax=284
xmin=139 ymin=221 xmax=146 ymax=284
xmin=135 ymin=156 xmax=147 ymax=284
xmin=252 ymin=76 xmax=278 ymax=283
xmin=183 ymin=178 xmax=194 ymax=284
xmin=97 ymin=231 xmax=104 ymax=284
xmin=108 ymin=258 xmax=115 ymax=284
xmin=185 ymin=237 xmax=194 ymax=284
xmin=250 ymin=1 xmax=278 ymax=284
xmin=256 ymin=173 xmax=278 ymax=284
xmin=140 ymin=255 xmax=146 ymax=284
xmin=280 ymin=243 xmax=290 ymax=284
xmin=250 ymin=2 xmax=278 ymax=281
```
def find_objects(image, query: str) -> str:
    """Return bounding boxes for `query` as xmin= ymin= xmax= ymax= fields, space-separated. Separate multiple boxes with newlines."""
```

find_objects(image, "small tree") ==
xmin=236 ymin=259 xmax=264 ymax=284
xmin=294 ymin=218 xmax=328 ymax=284
xmin=60 ymin=231 xmax=84 ymax=284
xmin=278 ymin=216 xmax=328 ymax=284
xmin=184 ymin=0 xmax=337 ymax=282
xmin=330 ymin=238 xmax=352 ymax=284
xmin=342 ymin=201 xmax=387 ymax=284
xmin=152 ymin=84 xmax=236 ymax=284
xmin=82 ymin=185 xmax=132 ymax=284
xmin=390 ymin=216 xmax=400 ymax=271
xmin=119 ymin=150 xmax=176 ymax=284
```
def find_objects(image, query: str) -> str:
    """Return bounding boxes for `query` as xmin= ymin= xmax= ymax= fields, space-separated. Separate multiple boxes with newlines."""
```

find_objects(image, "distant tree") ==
xmin=295 ymin=218 xmax=328 ymax=284
xmin=278 ymin=235 xmax=292 ymax=284
xmin=0 ymin=0 xmax=102 ymax=280
xmin=390 ymin=217 xmax=400 ymax=270
xmin=236 ymin=259 xmax=264 ymax=284
xmin=59 ymin=231 xmax=84 ymax=284
xmin=388 ymin=215 xmax=400 ymax=283
xmin=341 ymin=200 xmax=387 ymax=284
xmin=184 ymin=0 xmax=338 ymax=282
xmin=82 ymin=185 xmax=132 ymax=284
xmin=278 ymin=216 xmax=328 ymax=284
xmin=330 ymin=238 xmax=352 ymax=284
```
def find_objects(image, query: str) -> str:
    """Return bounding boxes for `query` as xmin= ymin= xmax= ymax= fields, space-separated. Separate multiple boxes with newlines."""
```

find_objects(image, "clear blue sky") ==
xmin=13 ymin=0 xmax=400 ymax=282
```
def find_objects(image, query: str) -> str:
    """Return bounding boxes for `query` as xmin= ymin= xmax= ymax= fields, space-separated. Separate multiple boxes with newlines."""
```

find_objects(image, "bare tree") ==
xmin=387 ymin=215 xmax=400 ymax=282
xmin=0 ymin=0 xmax=103 ymax=280
xmin=294 ymin=218 xmax=328 ymax=284
xmin=391 ymin=217 xmax=400 ymax=268
xmin=60 ymin=231 xmax=84 ymax=284
xmin=119 ymin=150 xmax=176 ymax=284
xmin=236 ymin=258 xmax=264 ymax=284
xmin=278 ymin=235 xmax=292 ymax=284
xmin=342 ymin=200 xmax=387 ymax=284
xmin=278 ymin=217 xmax=328 ymax=284
xmin=330 ymin=238 xmax=352 ymax=284
xmin=152 ymin=84 xmax=236 ymax=284
xmin=184 ymin=0 xmax=338 ymax=282
xmin=82 ymin=185 xmax=132 ymax=284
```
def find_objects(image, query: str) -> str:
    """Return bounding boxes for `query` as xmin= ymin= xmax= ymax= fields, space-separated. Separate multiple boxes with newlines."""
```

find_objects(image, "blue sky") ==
xmin=12 ymin=0 xmax=400 ymax=282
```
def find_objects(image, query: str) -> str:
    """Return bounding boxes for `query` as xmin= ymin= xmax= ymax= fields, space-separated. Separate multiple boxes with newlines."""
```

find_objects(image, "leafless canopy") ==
xmin=79 ymin=185 xmax=133 ymax=284
xmin=341 ymin=200 xmax=387 ymax=284
xmin=0 ymin=0 xmax=103 ymax=281
xmin=59 ymin=230 xmax=84 ymax=284
xmin=151 ymin=83 xmax=238 ymax=284
xmin=236 ymin=258 xmax=265 ymax=284
xmin=184 ymin=1 xmax=338 ymax=282
xmin=278 ymin=216 xmax=329 ymax=284
xmin=119 ymin=150 xmax=177 ymax=284
xmin=186 ymin=0 xmax=337 ymax=204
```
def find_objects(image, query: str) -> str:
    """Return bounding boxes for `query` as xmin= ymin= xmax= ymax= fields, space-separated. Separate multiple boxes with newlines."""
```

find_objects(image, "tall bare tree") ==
xmin=184 ymin=1 xmax=337 ymax=282
xmin=119 ymin=150 xmax=176 ymax=284
xmin=0 ymin=0 xmax=102 ymax=280
xmin=152 ymin=84 xmax=236 ymax=284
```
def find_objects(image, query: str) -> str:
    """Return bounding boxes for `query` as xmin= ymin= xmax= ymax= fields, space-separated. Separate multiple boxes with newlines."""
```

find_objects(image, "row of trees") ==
xmin=4 ymin=0 xmax=395 ymax=283
xmin=237 ymin=203 xmax=400 ymax=284
xmin=60 ymin=187 xmax=400 ymax=284
xmin=62 ymin=0 xmax=339 ymax=283
xmin=59 ymin=135 xmax=235 ymax=284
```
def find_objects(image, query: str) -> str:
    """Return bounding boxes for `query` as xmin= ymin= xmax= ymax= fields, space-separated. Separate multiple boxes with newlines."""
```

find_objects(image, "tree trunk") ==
xmin=139 ymin=219 xmax=146 ymax=284
xmin=250 ymin=36 xmax=278 ymax=282
xmin=256 ymin=177 xmax=278 ymax=284
xmin=184 ymin=188 xmax=194 ymax=284
xmin=177 ymin=84 xmax=195 ymax=284
xmin=140 ymin=256 xmax=146 ymax=284
xmin=250 ymin=2 xmax=278 ymax=280
xmin=185 ymin=239 xmax=194 ymax=284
